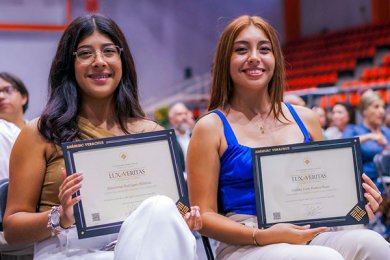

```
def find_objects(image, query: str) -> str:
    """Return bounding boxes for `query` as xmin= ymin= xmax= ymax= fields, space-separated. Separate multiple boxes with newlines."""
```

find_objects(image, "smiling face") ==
xmin=230 ymin=24 xmax=275 ymax=93
xmin=74 ymin=31 xmax=122 ymax=102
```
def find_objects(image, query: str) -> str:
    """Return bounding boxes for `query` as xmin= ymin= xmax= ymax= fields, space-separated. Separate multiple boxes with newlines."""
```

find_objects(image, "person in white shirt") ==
xmin=0 ymin=72 xmax=29 ymax=180
xmin=0 ymin=73 xmax=29 ymax=129
xmin=0 ymin=120 xmax=20 ymax=180
xmin=0 ymin=72 xmax=32 ymax=260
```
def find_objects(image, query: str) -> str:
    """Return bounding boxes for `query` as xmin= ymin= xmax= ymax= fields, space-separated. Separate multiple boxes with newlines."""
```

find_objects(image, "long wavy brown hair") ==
xmin=208 ymin=15 xmax=286 ymax=119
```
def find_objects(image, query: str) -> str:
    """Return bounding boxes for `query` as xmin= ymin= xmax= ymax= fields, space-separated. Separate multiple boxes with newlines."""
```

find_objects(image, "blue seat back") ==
xmin=0 ymin=178 xmax=9 ymax=231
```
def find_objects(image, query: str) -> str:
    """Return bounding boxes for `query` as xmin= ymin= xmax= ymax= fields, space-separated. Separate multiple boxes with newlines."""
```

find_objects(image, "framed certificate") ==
xmin=252 ymin=138 xmax=368 ymax=228
xmin=62 ymin=130 xmax=189 ymax=239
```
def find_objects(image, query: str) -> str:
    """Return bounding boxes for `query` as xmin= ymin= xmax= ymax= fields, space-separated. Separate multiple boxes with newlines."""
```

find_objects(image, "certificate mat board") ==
xmin=252 ymin=138 xmax=368 ymax=228
xmin=62 ymin=130 xmax=189 ymax=239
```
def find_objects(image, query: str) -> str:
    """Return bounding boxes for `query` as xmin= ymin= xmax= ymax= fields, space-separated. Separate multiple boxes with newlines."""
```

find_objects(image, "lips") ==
xmin=243 ymin=68 xmax=265 ymax=77
xmin=0 ymin=102 xmax=9 ymax=109
xmin=87 ymin=73 xmax=112 ymax=79
xmin=87 ymin=73 xmax=112 ymax=84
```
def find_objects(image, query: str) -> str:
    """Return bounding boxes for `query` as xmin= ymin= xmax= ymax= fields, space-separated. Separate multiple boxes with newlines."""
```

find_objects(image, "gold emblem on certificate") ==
xmin=252 ymin=138 xmax=368 ymax=228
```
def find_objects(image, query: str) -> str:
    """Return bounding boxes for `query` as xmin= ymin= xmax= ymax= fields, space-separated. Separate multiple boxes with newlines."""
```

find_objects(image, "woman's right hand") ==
xmin=260 ymin=223 xmax=329 ymax=245
xmin=184 ymin=206 xmax=202 ymax=231
xmin=58 ymin=167 xmax=83 ymax=228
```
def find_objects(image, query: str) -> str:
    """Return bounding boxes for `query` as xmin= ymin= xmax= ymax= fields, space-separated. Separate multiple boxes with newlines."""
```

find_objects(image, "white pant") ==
xmin=34 ymin=195 xmax=196 ymax=260
xmin=216 ymin=214 xmax=390 ymax=260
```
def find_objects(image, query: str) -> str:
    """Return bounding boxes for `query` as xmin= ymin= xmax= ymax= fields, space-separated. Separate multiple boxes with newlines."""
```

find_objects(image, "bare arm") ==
xmin=187 ymin=114 xmax=254 ymax=244
xmin=187 ymin=113 xmax=326 ymax=245
xmin=3 ymin=120 xmax=53 ymax=244
xmin=358 ymin=133 xmax=387 ymax=146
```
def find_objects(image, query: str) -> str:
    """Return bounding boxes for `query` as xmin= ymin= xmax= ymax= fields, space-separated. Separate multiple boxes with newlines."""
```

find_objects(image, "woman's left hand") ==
xmin=184 ymin=206 xmax=202 ymax=231
xmin=362 ymin=173 xmax=383 ymax=220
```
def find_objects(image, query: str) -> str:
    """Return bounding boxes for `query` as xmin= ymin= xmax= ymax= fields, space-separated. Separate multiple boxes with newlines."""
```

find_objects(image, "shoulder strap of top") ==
xmin=284 ymin=102 xmax=312 ymax=143
xmin=210 ymin=110 xmax=238 ymax=145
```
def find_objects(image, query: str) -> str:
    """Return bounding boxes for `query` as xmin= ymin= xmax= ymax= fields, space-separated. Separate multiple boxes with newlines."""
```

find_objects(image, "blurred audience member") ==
xmin=283 ymin=93 xmax=306 ymax=106
xmin=168 ymin=102 xmax=192 ymax=174
xmin=343 ymin=90 xmax=390 ymax=184
xmin=186 ymin=109 xmax=196 ymax=132
xmin=0 ymin=72 xmax=29 ymax=180
xmin=325 ymin=102 xmax=356 ymax=140
xmin=0 ymin=72 xmax=32 ymax=260
xmin=312 ymin=106 xmax=328 ymax=139
xmin=312 ymin=106 xmax=328 ymax=129
xmin=0 ymin=72 xmax=28 ymax=129
xmin=385 ymin=105 xmax=390 ymax=128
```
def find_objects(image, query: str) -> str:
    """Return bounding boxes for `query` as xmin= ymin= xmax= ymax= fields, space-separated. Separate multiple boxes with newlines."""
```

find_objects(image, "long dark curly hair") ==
xmin=38 ymin=14 xmax=145 ymax=145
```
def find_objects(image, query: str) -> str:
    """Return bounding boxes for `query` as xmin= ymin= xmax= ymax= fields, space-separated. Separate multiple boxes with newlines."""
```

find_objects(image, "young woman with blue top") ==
xmin=187 ymin=15 xmax=390 ymax=259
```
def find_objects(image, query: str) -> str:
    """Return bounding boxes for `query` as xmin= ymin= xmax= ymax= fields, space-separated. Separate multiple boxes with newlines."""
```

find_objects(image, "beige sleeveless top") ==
xmin=38 ymin=117 xmax=116 ymax=212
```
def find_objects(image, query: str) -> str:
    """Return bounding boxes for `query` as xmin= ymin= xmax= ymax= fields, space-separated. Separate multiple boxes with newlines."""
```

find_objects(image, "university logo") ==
xmin=119 ymin=152 xmax=128 ymax=160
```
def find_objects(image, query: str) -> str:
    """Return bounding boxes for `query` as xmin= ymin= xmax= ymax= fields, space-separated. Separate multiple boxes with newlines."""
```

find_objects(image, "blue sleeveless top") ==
xmin=213 ymin=102 xmax=312 ymax=215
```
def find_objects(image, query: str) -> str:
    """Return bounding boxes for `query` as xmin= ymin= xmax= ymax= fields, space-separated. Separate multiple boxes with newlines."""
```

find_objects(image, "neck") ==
xmin=338 ymin=123 xmax=347 ymax=132
xmin=230 ymin=89 xmax=272 ymax=119
xmin=80 ymin=99 xmax=118 ymax=130
xmin=3 ymin=112 xmax=25 ymax=129
xmin=363 ymin=119 xmax=380 ymax=132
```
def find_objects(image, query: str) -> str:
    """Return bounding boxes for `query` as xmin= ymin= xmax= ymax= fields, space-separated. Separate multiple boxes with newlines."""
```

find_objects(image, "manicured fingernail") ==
xmin=185 ymin=212 xmax=190 ymax=220
xmin=196 ymin=209 xmax=200 ymax=217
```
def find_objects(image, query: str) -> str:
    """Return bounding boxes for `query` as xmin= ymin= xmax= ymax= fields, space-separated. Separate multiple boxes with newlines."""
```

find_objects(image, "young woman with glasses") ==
xmin=3 ymin=14 xmax=201 ymax=259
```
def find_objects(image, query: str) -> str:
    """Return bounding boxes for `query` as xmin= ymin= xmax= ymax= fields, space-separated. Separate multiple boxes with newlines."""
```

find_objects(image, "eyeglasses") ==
xmin=0 ymin=86 xmax=16 ymax=96
xmin=73 ymin=45 xmax=123 ymax=64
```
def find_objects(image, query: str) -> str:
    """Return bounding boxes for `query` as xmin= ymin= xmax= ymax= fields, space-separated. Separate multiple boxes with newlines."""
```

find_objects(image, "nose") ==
xmin=248 ymin=50 xmax=260 ymax=65
xmin=92 ymin=51 xmax=107 ymax=67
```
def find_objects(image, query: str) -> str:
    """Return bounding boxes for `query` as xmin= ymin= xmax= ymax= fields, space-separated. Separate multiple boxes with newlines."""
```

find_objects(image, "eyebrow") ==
xmin=0 ymin=84 xmax=13 ymax=89
xmin=233 ymin=40 xmax=271 ymax=45
xmin=76 ymin=43 xmax=115 ymax=50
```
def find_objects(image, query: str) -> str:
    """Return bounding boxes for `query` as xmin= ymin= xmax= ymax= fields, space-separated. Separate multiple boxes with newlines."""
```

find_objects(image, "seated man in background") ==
xmin=168 ymin=102 xmax=193 ymax=177
xmin=0 ymin=72 xmax=33 ymax=260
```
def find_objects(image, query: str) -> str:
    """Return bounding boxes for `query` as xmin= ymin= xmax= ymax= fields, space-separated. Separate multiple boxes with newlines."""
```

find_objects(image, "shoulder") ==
xmin=194 ymin=111 xmax=223 ymax=133
xmin=0 ymin=119 xmax=20 ymax=139
xmin=19 ymin=118 xmax=48 ymax=143
xmin=284 ymin=104 xmax=319 ymax=126
xmin=284 ymin=104 xmax=323 ymax=141
xmin=12 ymin=118 xmax=52 ymax=157
xmin=353 ymin=124 xmax=368 ymax=134
xmin=189 ymin=111 xmax=224 ymax=154
xmin=290 ymin=105 xmax=317 ymax=120
xmin=382 ymin=126 xmax=390 ymax=137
